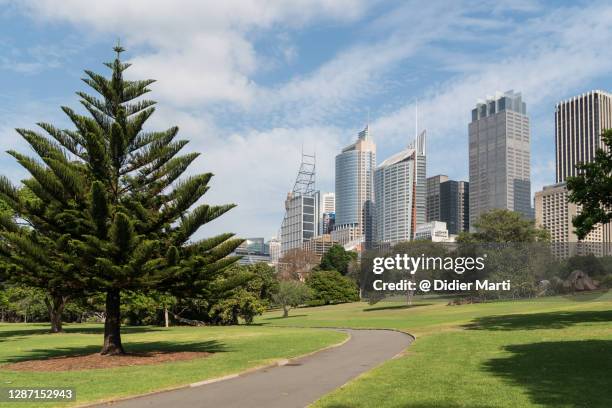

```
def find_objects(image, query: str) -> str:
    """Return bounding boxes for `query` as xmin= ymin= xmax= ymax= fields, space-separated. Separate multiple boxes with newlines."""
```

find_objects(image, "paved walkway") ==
xmin=93 ymin=329 xmax=413 ymax=408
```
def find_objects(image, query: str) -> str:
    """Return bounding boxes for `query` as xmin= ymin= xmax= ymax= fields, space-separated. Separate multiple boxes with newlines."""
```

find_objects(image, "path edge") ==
xmin=81 ymin=328 xmax=352 ymax=408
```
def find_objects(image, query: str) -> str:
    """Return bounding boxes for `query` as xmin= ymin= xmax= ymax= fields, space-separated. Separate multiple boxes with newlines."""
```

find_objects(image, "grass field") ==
xmin=259 ymin=293 xmax=612 ymax=408
xmin=0 ymin=324 xmax=346 ymax=407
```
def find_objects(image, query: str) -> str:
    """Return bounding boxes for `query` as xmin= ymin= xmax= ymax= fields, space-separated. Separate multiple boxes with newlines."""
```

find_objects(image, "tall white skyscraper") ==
xmin=334 ymin=126 xmax=376 ymax=243
xmin=374 ymin=131 xmax=426 ymax=244
xmin=469 ymin=90 xmax=532 ymax=225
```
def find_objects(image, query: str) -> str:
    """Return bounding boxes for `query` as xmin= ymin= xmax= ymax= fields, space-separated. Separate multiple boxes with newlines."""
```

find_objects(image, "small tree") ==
xmin=319 ymin=244 xmax=357 ymax=275
xmin=273 ymin=281 xmax=311 ymax=318
xmin=567 ymin=129 xmax=612 ymax=239
xmin=306 ymin=270 xmax=359 ymax=305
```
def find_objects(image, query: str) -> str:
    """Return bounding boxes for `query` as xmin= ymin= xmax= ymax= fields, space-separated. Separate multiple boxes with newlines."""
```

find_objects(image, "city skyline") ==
xmin=2 ymin=1 xmax=612 ymax=239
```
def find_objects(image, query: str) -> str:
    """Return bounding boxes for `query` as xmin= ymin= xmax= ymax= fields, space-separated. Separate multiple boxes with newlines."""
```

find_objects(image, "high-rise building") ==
xmin=414 ymin=130 xmax=427 ymax=229
xmin=374 ymin=131 xmax=426 ymax=244
xmin=469 ymin=90 xmax=532 ymax=225
xmin=426 ymin=175 xmax=469 ymax=235
xmin=315 ymin=191 xmax=335 ymax=236
xmin=555 ymin=90 xmax=612 ymax=183
xmin=535 ymin=89 xmax=612 ymax=251
xmin=535 ymin=183 xmax=604 ymax=257
xmin=335 ymin=126 xmax=376 ymax=243
xmin=426 ymin=175 xmax=448 ymax=223
xmin=280 ymin=153 xmax=318 ymax=255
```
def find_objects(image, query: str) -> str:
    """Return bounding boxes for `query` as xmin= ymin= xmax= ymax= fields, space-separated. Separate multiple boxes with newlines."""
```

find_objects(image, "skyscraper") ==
xmin=334 ymin=126 xmax=376 ymax=243
xmin=280 ymin=153 xmax=318 ymax=255
xmin=315 ymin=191 xmax=335 ymax=235
xmin=374 ymin=148 xmax=415 ymax=244
xmin=469 ymin=90 xmax=532 ymax=225
xmin=374 ymin=131 xmax=426 ymax=244
xmin=427 ymin=175 xmax=469 ymax=235
xmin=426 ymin=174 xmax=448 ymax=223
xmin=555 ymin=90 xmax=612 ymax=182
xmin=535 ymin=90 xmax=612 ymax=249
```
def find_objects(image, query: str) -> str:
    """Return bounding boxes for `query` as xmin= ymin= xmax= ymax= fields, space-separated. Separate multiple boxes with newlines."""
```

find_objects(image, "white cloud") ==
xmin=18 ymin=0 xmax=368 ymax=106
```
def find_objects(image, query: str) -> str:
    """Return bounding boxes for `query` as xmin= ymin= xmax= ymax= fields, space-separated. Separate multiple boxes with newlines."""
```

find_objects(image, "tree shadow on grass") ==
xmin=262 ymin=314 xmax=308 ymax=320
xmin=1 ymin=340 xmax=227 ymax=364
xmin=483 ymin=340 xmax=612 ymax=408
xmin=362 ymin=303 xmax=432 ymax=312
xmin=0 ymin=325 xmax=164 ymax=342
xmin=465 ymin=310 xmax=612 ymax=331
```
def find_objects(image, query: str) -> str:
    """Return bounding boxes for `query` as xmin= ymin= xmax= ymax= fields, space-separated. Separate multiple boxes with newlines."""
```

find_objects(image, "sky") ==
xmin=1 ymin=0 xmax=612 ymax=241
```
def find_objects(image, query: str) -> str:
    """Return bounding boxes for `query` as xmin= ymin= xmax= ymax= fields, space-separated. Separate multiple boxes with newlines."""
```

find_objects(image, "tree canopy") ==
xmin=319 ymin=244 xmax=357 ymax=275
xmin=567 ymin=129 xmax=612 ymax=239
xmin=458 ymin=209 xmax=549 ymax=243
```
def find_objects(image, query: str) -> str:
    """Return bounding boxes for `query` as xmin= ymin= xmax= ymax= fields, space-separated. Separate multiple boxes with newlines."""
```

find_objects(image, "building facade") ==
xmin=535 ymin=183 xmax=604 ymax=257
xmin=427 ymin=175 xmax=469 ymax=235
xmin=415 ymin=221 xmax=454 ymax=242
xmin=315 ymin=191 xmax=335 ymax=236
xmin=335 ymin=126 xmax=376 ymax=243
xmin=469 ymin=90 xmax=532 ymax=225
xmin=426 ymin=175 xmax=448 ymax=223
xmin=280 ymin=192 xmax=317 ymax=254
xmin=233 ymin=238 xmax=273 ymax=265
xmin=374 ymin=148 xmax=415 ymax=244
xmin=268 ymin=237 xmax=281 ymax=264
xmin=555 ymin=90 xmax=612 ymax=183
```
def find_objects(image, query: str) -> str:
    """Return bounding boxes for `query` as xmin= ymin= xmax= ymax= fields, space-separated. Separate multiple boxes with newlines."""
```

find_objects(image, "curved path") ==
xmin=93 ymin=329 xmax=413 ymax=408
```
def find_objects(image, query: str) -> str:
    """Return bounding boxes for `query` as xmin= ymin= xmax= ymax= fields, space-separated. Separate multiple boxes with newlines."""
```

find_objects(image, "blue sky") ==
xmin=1 ymin=0 xmax=611 ymax=240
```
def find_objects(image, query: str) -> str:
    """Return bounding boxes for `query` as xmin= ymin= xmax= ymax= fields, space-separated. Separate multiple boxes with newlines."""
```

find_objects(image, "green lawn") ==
xmin=259 ymin=293 xmax=612 ymax=408
xmin=0 ymin=324 xmax=346 ymax=407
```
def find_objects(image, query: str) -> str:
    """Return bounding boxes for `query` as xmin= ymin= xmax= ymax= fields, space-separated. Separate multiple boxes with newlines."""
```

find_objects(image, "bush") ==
xmin=306 ymin=270 xmax=359 ymax=305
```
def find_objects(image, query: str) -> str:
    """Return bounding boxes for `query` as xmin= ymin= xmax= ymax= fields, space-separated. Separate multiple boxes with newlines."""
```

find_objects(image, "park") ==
xmin=1 ymin=21 xmax=612 ymax=407
xmin=0 ymin=293 xmax=611 ymax=407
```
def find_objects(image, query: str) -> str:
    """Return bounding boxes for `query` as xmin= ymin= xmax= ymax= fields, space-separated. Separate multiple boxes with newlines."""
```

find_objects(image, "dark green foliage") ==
xmin=0 ymin=47 xmax=242 ymax=353
xmin=567 ymin=129 xmax=612 ymax=239
xmin=206 ymin=263 xmax=278 ymax=325
xmin=306 ymin=270 xmax=359 ymax=305
xmin=458 ymin=209 xmax=549 ymax=243
xmin=319 ymin=244 xmax=357 ymax=275
xmin=0 ymin=285 xmax=48 ymax=323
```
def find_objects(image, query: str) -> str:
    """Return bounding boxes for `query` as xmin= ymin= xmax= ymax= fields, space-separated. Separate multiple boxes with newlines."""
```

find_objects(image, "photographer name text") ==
xmin=372 ymin=279 xmax=511 ymax=292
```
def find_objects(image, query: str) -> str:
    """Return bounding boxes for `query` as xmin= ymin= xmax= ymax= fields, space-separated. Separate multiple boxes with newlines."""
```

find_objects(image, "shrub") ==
xmin=306 ymin=270 xmax=359 ymax=305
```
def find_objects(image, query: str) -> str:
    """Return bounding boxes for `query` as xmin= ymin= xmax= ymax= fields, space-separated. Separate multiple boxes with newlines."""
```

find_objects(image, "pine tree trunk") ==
xmin=282 ymin=305 xmax=289 ymax=318
xmin=45 ymin=295 xmax=67 ymax=333
xmin=101 ymin=289 xmax=125 ymax=355
xmin=164 ymin=307 xmax=169 ymax=328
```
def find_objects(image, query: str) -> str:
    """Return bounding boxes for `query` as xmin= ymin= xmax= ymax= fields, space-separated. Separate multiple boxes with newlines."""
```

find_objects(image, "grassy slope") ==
xmin=259 ymin=293 xmax=612 ymax=408
xmin=0 ymin=324 xmax=346 ymax=408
